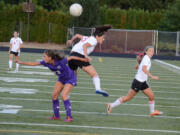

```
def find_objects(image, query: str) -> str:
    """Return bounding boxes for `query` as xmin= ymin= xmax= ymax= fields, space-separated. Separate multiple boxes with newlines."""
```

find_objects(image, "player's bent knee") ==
xmin=148 ymin=94 xmax=154 ymax=101
xmin=61 ymin=94 xmax=68 ymax=101
xmin=52 ymin=94 xmax=59 ymax=100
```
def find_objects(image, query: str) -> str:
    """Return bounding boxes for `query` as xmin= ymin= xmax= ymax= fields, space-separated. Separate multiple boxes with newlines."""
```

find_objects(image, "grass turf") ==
xmin=0 ymin=51 xmax=180 ymax=135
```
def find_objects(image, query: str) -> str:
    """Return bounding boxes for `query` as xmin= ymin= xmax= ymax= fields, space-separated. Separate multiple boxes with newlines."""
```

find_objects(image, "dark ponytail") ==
xmin=44 ymin=49 xmax=65 ymax=61
xmin=93 ymin=25 xmax=112 ymax=37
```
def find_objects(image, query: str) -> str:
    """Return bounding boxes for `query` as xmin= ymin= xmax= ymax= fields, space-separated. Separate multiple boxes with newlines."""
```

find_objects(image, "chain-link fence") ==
xmin=157 ymin=31 xmax=180 ymax=56
xmin=67 ymin=27 xmax=180 ymax=56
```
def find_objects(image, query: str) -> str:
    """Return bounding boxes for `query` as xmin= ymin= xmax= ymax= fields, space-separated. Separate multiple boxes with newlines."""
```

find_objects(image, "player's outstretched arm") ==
xmin=142 ymin=65 xmax=159 ymax=80
xmin=66 ymin=34 xmax=84 ymax=46
xmin=67 ymin=56 xmax=89 ymax=62
xmin=15 ymin=60 xmax=41 ymax=66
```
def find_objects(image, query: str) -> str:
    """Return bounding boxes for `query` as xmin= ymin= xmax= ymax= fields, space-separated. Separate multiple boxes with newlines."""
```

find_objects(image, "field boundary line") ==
xmin=0 ymin=129 xmax=99 ymax=135
xmin=21 ymin=109 xmax=180 ymax=119
xmin=0 ymin=97 xmax=180 ymax=109
xmin=0 ymin=122 xmax=180 ymax=134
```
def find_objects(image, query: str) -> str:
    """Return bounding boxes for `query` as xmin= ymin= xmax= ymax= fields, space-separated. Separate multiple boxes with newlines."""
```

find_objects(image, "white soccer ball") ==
xmin=69 ymin=3 xmax=83 ymax=17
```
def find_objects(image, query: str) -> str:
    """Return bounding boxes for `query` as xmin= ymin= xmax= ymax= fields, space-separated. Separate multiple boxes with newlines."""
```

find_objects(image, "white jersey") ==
xmin=10 ymin=37 xmax=23 ymax=52
xmin=135 ymin=55 xmax=151 ymax=82
xmin=71 ymin=36 xmax=97 ymax=55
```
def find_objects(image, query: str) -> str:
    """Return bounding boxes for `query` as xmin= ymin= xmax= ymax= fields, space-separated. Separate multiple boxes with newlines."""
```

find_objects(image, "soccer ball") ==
xmin=69 ymin=3 xmax=83 ymax=17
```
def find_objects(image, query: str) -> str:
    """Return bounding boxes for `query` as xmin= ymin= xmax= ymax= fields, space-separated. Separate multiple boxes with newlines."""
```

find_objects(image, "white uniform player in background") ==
xmin=106 ymin=46 xmax=163 ymax=117
xmin=8 ymin=31 xmax=23 ymax=72
xmin=67 ymin=25 xmax=111 ymax=97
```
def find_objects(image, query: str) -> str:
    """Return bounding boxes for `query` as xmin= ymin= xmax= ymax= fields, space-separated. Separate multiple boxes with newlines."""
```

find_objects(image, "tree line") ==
xmin=0 ymin=0 xmax=179 ymax=44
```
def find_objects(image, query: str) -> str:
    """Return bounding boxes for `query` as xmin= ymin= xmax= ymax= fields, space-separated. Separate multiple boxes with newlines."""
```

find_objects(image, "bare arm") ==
xmin=9 ymin=44 xmax=12 ymax=54
xmin=142 ymin=65 xmax=159 ymax=80
xmin=67 ymin=56 xmax=89 ymax=62
xmin=15 ymin=60 xmax=41 ymax=66
xmin=17 ymin=43 xmax=23 ymax=52
xmin=83 ymin=43 xmax=92 ymax=61
xmin=66 ymin=34 xmax=84 ymax=46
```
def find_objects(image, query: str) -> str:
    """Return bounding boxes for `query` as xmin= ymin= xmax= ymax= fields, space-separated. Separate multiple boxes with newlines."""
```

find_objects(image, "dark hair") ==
xmin=13 ymin=31 xmax=19 ymax=36
xmin=93 ymin=25 xmax=112 ymax=37
xmin=44 ymin=49 xmax=65 ymax=61
xmin=136 ymin=46 xmax=154 ymax=64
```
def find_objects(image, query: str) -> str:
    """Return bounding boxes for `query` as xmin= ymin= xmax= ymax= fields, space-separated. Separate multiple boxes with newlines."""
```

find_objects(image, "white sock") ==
xmin=9 ymin=60 xmax=12 ymax=68
xmin=92 ymin=75 xmax=101 ymax=90
xmin=16 ymin=63 xmax=19 ymax=71
xmin=149 ymin=100 xmax=155 ymax=113
xmin=111 ymin=98 xmax=123 ymax=108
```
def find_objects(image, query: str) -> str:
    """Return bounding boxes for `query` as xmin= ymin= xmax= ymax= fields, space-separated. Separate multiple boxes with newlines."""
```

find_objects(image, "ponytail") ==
xmin=136 ymin=53 xmax=145 ymax=64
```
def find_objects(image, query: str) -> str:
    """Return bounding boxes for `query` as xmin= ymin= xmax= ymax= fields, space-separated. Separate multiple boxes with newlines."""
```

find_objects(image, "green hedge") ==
xmin=100 ymin=7 xmax=165 ymax=30
xmin=0 ymin=2 xmax=70 ymax=44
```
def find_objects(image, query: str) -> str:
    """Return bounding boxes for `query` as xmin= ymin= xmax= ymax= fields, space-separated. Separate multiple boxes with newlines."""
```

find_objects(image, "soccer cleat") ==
xmin=96 ymin=90 xmax=109 ymax=97
xmin=14 ymin=70 xmax=18 ymax=73
xmin=48 ymin=116 xmax=60 ymax=120
xmin=150 ymin=110 xmax=163 ymax=117
xmin=106 ymin=103 xmax=112 ymax=115
xmin=8 ymin=68 xmax=12 ymax=71
xmin=64 ymin=116 xmax=73 ymax=122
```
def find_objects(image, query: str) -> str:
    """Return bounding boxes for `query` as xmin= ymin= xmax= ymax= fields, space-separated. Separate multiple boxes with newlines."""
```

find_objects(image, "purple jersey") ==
xmin=40 ymin=58 xmax=77 ymax=86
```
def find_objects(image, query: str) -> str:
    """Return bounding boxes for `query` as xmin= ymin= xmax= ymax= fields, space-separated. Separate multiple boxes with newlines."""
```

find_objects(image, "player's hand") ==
xmin=85 ymin=56 xmax=92 ymax=62
xmin=152 ymin=76 xmax=159 ymax=80
xmin=8 ymin=50 xmax=10 ymax=54
xmin=15 ymin=59 xmax=20 ymax=64
xmin=66 ymin=40 xmax=72 ymax=46
xmin=83 ymin=58 xmax=90 ymax=62
xmin=135 ymin=64 xmax=139 ymax=70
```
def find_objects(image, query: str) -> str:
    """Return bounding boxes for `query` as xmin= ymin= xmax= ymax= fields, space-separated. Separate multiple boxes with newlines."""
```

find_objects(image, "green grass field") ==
xmin=0 ymin=51 xmax=180 ymax=135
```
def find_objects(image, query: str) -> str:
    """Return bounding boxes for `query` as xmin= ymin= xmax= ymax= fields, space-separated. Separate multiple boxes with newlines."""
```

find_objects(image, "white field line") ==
xmin=18 ymin=66 xmax=174 ymax=75
xmin=154 ymin=60 xmax=180 ymax=75
xmin=0 ymin=122 xmax=180 ymax=134
xmin=21 ymin=109 xmax=180 ymax=119
xmin=75 ymin=81 xmax=180 ymax=87
xmin=1 ymin=83 xmax=180 ymax=92
xmin=0 ymin=86 xmax=179 ymax=101
xmin=2 ymin=70 xmax=178 ymax=78
xmin=154 ymin=60 xmax=180 ymax=70
xmin=0 ymin=71 xmax=179 ymax=85
xmin=36 ymin=91 xmax=180 ymax=101
xmin=1 ymin=71 xmax=179 ymax=83
xmin=48 ymin=79 xmax=180 ymax=86
xmin=4 ymin=69 xmax=180 ymax=77
xmin=69 ymin=92 xmax=180 ymax=101
xmin=0 ymin=76 xmax=179 ymax=89
xmin=0 ymin=97 xmax=180 ymax=109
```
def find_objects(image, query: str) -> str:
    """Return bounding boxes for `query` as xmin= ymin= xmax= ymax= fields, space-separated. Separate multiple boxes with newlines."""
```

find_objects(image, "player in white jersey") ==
xmin=106 ymin=46 xmax=163 ymax=117
xmin=67 ymin=25 xmax=111 ymax=97
xmin=8 ymin=31 xmax=23 ymax=72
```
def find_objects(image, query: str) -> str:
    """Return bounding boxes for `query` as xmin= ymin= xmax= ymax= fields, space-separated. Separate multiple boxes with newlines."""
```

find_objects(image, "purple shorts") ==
xmin=57 ymin=74 xmax=77 ymax=86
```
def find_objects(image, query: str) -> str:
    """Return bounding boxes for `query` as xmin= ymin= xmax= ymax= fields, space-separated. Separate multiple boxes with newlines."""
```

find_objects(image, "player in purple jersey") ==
xmin=16 ymin=49 xmax=89 ymax=122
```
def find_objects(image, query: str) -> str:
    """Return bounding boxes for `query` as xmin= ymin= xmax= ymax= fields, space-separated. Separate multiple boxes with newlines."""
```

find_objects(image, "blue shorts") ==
xmin=57 ymin=74 xmax=77 ymax=86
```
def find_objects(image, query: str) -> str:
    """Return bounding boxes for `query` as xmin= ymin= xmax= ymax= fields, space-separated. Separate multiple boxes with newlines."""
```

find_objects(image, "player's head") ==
xmin=43 ymin=49 xmax=65 ymax=63
xmin=136 ymin=46 xmax=154 ymax=64
xmin=13 ymin=31 xmax=19 ymax=38
xmin=144 ymin=46 xmax=154 ymax=58
xmin=93 ymin=25 xmax=112 ymax=44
